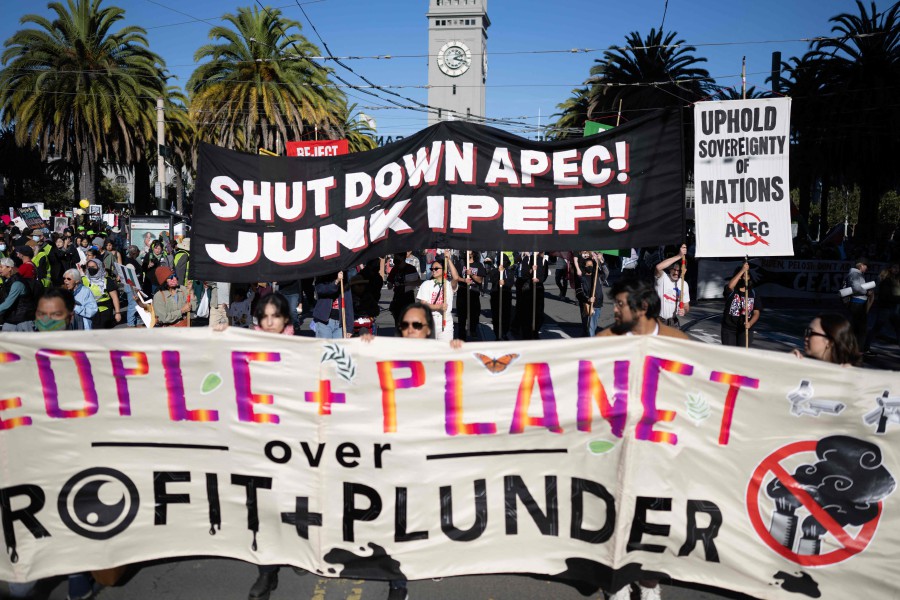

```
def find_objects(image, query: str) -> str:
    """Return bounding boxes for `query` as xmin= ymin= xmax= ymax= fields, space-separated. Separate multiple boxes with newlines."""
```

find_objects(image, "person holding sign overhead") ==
xmin=655 ymin=244 xmax=690 ymax=329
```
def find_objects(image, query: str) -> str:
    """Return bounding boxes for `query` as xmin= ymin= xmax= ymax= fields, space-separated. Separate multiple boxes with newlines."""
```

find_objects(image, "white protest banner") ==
xmin=694 ymin=98 xmax=793 ymax=257
xmin=0 ymin=330 xmax=897 ymax=600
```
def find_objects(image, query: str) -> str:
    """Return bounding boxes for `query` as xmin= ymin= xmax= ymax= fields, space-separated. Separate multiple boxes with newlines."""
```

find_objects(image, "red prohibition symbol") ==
xmin=727 ymin=211 xmax=770 ymax=246
xmin=746 ymin=440 xmax=881 ymax=567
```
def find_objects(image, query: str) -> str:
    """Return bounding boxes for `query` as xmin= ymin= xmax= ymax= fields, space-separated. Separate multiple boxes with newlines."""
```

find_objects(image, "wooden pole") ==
xmin=466 ymin=251 xmax=472 ymax=339
xmin=744 ymin=258 xmax=750 ymax=348
xmin=616 ymin=99 xmax=623 ymax=127
xmin=442 ymin=252 xmax=449 ymax=331
xmin=531 ymin=254 xmax=538 ymax=334
xmin=589 ymin=253 xmax=600 ymax=333
xmin=339 ymin=273 xmax=347 ymax=338
xmin=498 ymin=250 xmax=504 ymax=340
xmin=677 ymin=254 xmax=686 ymax=324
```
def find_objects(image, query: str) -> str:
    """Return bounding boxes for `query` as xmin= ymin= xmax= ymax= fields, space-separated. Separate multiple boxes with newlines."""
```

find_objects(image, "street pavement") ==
xmin=6 ymin=281 xmax=896 ymax=600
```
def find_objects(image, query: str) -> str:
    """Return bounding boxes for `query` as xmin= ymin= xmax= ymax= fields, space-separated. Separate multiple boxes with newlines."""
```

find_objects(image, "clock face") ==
xmin=437 ymin=41 xmax=471 ymax=77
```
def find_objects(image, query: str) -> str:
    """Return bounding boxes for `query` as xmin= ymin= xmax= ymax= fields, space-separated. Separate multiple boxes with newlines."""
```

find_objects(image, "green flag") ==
xmin=583 ymin=120 xmax=614 ymax=137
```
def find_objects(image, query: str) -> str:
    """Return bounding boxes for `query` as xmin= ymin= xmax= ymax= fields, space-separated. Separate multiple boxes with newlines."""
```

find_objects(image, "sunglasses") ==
xmin=804 ymin=327 xmax=829 ymax=340
xmin=431 ymin=267 xmax=443 ymax=271
xmin=398 ymin=321 xmax=426 ymax=331
xmin=167 ymin=274 xmax=178 ymax=280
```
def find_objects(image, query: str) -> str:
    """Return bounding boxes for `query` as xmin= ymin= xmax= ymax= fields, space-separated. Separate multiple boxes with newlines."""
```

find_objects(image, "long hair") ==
xmin=253 ymin=292 xmax=291 ymax=327
xmin=817 ymin=312 xmax=861 ymax=365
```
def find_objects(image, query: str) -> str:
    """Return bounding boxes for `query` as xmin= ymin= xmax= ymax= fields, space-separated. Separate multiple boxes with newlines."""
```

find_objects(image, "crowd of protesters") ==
xmin=2 ymin=217 xmax=898 ymax=361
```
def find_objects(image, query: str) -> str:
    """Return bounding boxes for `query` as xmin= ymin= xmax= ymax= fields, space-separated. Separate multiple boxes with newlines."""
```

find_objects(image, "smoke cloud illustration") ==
xmin=766 ymin=436 xmax=895 ymax=554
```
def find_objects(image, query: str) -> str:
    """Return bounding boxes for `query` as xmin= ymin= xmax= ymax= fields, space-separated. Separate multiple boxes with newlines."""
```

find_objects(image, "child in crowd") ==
xmin=227 ymin=286 xmax=252 ymax=328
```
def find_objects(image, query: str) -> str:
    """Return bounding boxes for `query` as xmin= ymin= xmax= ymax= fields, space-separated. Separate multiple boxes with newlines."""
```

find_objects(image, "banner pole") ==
xmin=442 ymin=252 xmax=449 ymax=332
xmin=589 ymin=253 xmax=600 ymax=333
xmin=616 ymin=99 xmax=623 ymax=127
xmin=677 ymin=253 xmax=686 ymax=326
xmin=498 ymin=250 xmax=504 ymax=341
xmin=466 ymin=250 xmax=472 ymax=340
xmin=532 ymin=254 xmax=538 ymax=334
xmin=339 ymin=273 xmax=347 ymax=338
xmin=744 ymin=256 xmax=750 ymax=349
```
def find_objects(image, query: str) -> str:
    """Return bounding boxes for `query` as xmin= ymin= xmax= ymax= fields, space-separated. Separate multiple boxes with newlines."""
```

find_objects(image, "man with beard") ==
xmin=598 ymin=278 xmax=689 ymax=340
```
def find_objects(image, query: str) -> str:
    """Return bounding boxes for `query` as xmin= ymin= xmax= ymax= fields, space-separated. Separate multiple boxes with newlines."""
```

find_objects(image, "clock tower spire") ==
xmin=426 ymin=0 xmax=490 ymax=126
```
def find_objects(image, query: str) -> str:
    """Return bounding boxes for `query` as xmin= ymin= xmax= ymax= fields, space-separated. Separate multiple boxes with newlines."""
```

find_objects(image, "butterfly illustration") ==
xmin=472 ymin=352 xmax=520 ymax=375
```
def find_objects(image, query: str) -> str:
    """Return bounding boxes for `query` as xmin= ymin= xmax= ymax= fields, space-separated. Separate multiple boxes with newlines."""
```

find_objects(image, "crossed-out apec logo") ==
xmin=725 ymin=211 xmax=770 ymax=247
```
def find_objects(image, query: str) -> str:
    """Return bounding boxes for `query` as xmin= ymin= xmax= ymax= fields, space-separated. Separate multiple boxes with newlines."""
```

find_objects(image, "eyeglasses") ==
xmin=804 ymin=327 xmax=830 ymax=340
xmin=63 ymin=277 xmax=75 ymax=281
xmin=398 ymin=321 xmax=426 ymax=331
xmin=167 ymin=274 xmax=178 ymax=280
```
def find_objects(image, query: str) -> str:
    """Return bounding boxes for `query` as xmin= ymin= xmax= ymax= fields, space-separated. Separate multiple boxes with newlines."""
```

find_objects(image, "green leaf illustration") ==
xmin=685 ymin=393 xmax=711 ymax=425
xmin=201 ymin=372 xmax=223 ymax=395
xmin=588 ymin=440 xmax=616 ymax=454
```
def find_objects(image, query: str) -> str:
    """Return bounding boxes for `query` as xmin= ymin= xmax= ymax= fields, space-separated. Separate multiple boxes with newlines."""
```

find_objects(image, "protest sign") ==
xmin=0 ymin=331 xmax=897 ymax=599
xmin=17 ymin=206 xmax=44 ymax=229
xmin=130 ymin=216 xmax=171 ymax=258
xmin=694 ymin=98 xmax=793 ymax=257
xmin=193 ymin=110 xmax=685 ymax=282
xmin=286 ymin=139 xmax=350 ymax=157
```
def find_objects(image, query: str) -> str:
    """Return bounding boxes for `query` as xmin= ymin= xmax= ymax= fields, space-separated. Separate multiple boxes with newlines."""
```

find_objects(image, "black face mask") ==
xmin=584 ymin=267 xmax=594 ymax=274
xmin=87 ymin=267 xmax=99 ymax=276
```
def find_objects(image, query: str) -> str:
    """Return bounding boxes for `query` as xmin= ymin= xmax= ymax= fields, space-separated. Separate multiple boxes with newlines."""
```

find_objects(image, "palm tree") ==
xmin=547 ymin=86 xmax=591 ymax=141
xmin=799 ymin=1 xmax=900 ymax=239
xmin=332 ymin=103 xmax=376 ymax=153
xmin=586 ymin=29 xmax=713 ymax=120
xmin=188 ymin=6 xmax=345 ymax=153
xmin=711 ymin=85 xmax=767 ymax=100
xmin=0 ymin=0 xmax=167 ymax=204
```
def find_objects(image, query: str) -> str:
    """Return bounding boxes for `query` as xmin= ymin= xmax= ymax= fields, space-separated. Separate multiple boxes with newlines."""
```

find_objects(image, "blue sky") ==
xmin=0 ymin=0 xmax=885 ymax=139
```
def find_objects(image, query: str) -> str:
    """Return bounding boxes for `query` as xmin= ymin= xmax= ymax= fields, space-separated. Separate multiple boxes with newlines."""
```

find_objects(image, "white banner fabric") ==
xmin=694 ymin=98 xmax=793 ymax=257
xmin=0 ymin=330 xmax=898 ymax=600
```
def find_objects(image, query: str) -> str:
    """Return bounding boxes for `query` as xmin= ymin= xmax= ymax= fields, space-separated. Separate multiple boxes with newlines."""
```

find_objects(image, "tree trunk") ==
xmin=78 ymin=149 xmax=96 ymax=204
xmin=796 ymin=165 xmax=811 ymax=230
xmin=174 ymin=164 xmax=184 ymax=214
xmin=857 ymin=177 xmax=880 ymax=241
xmin=819 ymin=179 xmax=831 ymax=241
xmin=133 ymin=160 xmax=152 ymax=215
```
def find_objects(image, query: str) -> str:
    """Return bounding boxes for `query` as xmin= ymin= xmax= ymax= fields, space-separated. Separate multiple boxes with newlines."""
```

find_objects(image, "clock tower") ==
xmin=426 ymin=0 xmax=490 ymax=126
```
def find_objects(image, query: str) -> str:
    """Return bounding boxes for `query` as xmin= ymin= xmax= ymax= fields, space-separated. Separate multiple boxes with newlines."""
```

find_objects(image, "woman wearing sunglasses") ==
xmin=416 ymin=258 xmax=459 ymax=341
xmin=792 ymin=313 xmax=861 ymax=366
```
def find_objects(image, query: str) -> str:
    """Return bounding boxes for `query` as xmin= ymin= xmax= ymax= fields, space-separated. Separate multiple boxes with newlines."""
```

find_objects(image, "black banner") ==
xmin=193 ymin=110 xmax=684 ymax=281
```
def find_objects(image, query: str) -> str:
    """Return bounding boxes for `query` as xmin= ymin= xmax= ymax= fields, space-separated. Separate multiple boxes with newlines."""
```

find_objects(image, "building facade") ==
xmin=426 ymin=0 xmax=490 ymax=126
